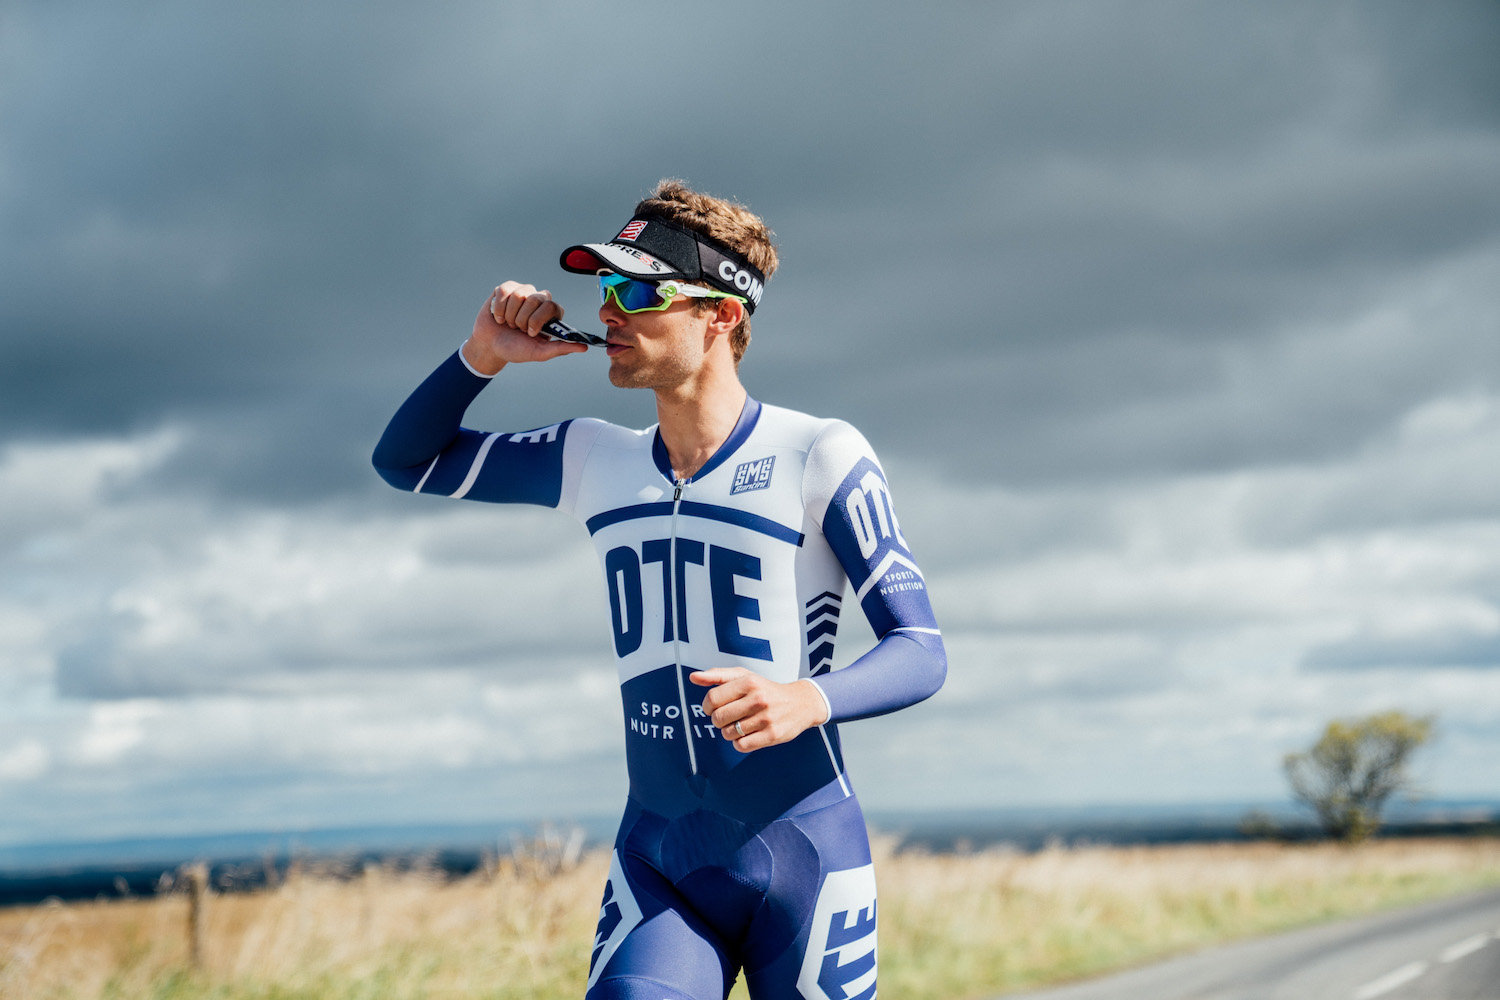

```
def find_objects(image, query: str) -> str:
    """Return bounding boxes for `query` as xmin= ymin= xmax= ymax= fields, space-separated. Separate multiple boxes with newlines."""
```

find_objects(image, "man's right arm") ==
xmin=371 ymin=283 xmax=588 ymax=503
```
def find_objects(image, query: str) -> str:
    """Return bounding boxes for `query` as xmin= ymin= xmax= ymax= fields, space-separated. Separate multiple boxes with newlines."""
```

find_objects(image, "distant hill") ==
xmin=3 ymin=800 xmax=1496 ymax=907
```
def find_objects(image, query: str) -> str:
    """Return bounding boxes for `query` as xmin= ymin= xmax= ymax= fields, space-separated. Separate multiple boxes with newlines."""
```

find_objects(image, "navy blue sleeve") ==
xmin=813 ymin=448 xmax=947 ymax=723
xmin=372 ymin=350 xmax=571 ymax=507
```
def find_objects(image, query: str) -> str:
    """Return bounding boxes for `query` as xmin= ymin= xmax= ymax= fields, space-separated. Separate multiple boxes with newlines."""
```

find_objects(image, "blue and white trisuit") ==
xmin=374 ymin=349 xmax=947 ymax=1000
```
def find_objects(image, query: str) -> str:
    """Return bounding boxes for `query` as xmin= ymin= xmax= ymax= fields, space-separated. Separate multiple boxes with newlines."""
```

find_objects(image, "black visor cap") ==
xmin=559 ymin=216 xmax=765 ymax=312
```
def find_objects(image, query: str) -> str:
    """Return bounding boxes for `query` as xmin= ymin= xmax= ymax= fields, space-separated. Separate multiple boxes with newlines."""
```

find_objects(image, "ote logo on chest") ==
xmin=730 ymin=456 xmax=776 ymax=495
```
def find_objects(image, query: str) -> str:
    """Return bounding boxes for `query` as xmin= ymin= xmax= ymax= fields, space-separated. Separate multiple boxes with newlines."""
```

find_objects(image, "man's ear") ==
xmin=705 ymin=297 xmax=745 ymax=340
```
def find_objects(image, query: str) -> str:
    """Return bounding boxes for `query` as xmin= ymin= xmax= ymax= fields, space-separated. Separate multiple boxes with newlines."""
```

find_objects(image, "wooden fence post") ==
xmin=184 ymin=862 xmax=209 ymax=970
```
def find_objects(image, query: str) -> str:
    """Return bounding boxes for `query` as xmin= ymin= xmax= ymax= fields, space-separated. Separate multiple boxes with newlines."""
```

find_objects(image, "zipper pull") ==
xmin=674 ymin=478 xmax=687 ymax=501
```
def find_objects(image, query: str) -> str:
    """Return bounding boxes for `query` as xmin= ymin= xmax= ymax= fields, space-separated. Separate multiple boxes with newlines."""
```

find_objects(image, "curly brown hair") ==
xmin=634 ymin=179 xmax=778 ymax=366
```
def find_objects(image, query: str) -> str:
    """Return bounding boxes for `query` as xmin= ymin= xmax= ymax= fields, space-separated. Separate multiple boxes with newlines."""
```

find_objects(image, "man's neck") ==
xmin=654 ymin=363 xmax=748 ymax=482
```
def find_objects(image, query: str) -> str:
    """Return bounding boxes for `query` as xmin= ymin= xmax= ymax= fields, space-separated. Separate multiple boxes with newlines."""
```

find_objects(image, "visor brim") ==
xmin=560 ymin=243 xmax=684 ymax=281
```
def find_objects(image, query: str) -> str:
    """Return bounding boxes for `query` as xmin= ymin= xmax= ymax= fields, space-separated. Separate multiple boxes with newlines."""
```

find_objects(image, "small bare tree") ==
xmin=1284 ymin=710 xmax=1434 ymax=842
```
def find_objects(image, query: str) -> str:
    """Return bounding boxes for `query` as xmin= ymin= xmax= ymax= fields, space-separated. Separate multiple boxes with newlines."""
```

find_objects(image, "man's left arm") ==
xmin=694 ymin=421 xmax=946 ymax=750
xmin=797 ymin=422 xmax=946 ymax=722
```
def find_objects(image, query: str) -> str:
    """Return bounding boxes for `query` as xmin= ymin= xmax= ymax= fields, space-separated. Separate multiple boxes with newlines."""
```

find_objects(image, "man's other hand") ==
xmin=690 ymin=668 xmax=831 ymax=753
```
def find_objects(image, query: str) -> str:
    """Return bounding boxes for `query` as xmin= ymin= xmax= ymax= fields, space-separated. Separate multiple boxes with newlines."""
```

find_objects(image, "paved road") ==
xmin=998 ymin=887 xmax=1500 ymax=1000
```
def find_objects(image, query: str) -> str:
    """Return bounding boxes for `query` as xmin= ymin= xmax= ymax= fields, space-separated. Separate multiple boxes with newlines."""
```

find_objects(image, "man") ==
xmin=373 ymin=180 xmax=945 ymax=1000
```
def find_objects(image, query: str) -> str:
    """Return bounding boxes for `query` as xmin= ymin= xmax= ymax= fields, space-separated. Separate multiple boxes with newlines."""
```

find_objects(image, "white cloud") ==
xmin=3 ymin=432 xmax=612 ymax=700
xmin=864 ymin=385 xmax=1500 ymax=806
xmin=0 ymin=739 xmax=48 ymax=782
xmin=4 ymin=391 xmax=1500 ymax=841
xmin=0 ymin=429 xmax=179 ymax=538
xmin=0 ymin=427 xmax=627 ymax=842
xmin=72 ymin=700 xmax=162 ymax=766
xmin=4 ymin=347 xmax=1500 ymax=847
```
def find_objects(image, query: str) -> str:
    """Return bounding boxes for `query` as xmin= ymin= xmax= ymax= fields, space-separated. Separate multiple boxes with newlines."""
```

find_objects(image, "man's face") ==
xmin=600 ymin=292 xmax=712 ymax=391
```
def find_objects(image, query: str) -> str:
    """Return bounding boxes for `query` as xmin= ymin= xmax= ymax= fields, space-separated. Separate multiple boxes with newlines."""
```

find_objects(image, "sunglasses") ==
xmin=599 ymin=273 xmax=746 ymax=314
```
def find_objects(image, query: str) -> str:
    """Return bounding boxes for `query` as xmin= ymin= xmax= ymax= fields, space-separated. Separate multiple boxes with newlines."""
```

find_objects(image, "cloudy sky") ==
xmin=3 ymin=1 xmax=1499 ymax=850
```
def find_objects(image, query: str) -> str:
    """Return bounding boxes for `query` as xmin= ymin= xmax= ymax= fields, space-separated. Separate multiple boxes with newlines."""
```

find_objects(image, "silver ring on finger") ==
xmin=734 ymin=721 xmax=745 ymax=738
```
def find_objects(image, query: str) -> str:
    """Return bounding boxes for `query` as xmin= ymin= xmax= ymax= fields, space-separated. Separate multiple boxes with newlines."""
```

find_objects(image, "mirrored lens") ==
xmin=599 ymin=274 xmax=668 ymax=312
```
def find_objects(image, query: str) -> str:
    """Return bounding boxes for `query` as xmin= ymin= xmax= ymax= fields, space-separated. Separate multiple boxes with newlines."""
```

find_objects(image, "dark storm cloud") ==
xmin=4 ymin=0 xmax=1499 ymax=498
xmin=12 ymin=1 xmax=1500 ymax=847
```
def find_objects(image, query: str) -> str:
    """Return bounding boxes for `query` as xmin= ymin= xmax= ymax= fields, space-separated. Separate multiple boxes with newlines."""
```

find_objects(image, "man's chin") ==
xmin=607 ymin=362 xmax=646 ymax=389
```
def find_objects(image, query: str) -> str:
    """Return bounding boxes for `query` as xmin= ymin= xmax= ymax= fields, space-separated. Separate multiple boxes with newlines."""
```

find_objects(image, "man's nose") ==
xmin=599 ymin=296 xmax=627 ymax=325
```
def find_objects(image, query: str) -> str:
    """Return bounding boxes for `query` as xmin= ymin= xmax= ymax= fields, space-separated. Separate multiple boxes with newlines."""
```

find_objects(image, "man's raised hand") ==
xmin=462 ymin=281 xmax=587 ymax=375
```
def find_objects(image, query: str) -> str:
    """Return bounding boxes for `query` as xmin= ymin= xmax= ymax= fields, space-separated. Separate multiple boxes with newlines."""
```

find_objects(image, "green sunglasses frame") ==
xmin=599 ymin=273 xmax=747 ymax=314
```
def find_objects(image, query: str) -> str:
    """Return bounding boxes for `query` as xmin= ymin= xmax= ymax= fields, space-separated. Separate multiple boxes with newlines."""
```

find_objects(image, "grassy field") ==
xmin=3 ymin=836 xmax=1499 ymax=1000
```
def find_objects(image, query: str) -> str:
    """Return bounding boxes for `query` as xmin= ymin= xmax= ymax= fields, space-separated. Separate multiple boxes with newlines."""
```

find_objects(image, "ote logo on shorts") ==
xmin=797 ymin=864 xmax=878 ymax=1000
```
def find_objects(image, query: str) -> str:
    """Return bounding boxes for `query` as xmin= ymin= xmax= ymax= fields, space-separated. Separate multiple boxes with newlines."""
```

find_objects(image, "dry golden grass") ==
xmin=875 ymin=836 xmax=1500 ymax=997
xmin=2 ymin=837 xmax=1498 ymax=1000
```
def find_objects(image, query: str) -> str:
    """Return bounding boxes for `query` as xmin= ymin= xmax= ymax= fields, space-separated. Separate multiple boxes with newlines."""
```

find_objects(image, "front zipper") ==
xmin=669 ymin=477 xmax=699 ymax=778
